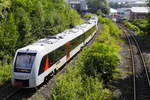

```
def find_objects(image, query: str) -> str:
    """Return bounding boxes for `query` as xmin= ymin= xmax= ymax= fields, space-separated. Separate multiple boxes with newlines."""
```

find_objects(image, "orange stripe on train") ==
xmin=44 ymin=56 xmax=49 ymax=71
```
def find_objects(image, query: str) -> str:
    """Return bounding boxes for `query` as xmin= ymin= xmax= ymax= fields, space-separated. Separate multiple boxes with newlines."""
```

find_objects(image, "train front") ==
xmin=12 ymin=49 xmax=38 ymax=88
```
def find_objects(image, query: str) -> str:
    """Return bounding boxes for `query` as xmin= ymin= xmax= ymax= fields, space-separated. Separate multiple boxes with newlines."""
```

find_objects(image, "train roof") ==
xmin=17 ymin=18 xmax=98 ymax=55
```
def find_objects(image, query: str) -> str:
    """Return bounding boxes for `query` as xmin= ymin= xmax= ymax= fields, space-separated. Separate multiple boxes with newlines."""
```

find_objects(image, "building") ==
xmin=80 ymin=0 xmax=88 ymax=11
xmin=109 ymin=8 xmax=118 ymax=22
xmin=116 ymin=7 xmax=150 ymax=21
xmin=110 ymin=8 xmax=117 ymax=16
xmin=117 ymin=8 xmax=130 ymax=20
xmin=127 ymin=7 xmax=150 ymax=21
xmin=128 ymin=1 xmax=148 ymax=7
xmin=66 ymin=0 xmax=88 ymax=11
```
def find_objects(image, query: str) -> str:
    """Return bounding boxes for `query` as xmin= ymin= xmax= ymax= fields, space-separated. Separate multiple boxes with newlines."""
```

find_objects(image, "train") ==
xmin=12 ymin=16 xmax=98 ymax=88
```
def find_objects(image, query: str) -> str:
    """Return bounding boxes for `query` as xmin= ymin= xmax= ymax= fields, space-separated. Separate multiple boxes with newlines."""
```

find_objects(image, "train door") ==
xmin=65 ymin=42 xmax=70 ymax=60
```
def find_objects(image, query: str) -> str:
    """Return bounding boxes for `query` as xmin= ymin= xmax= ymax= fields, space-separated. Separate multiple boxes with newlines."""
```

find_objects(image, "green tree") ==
xmin=0 ymin=13 xmax=19 ymax=64
xmin=86 ymin=0 xmax=109 ymax=15
xmin=0 ymin=0 xmax=82 ymax=63
xmin=0 ymin=0 xmax=11 ymax=19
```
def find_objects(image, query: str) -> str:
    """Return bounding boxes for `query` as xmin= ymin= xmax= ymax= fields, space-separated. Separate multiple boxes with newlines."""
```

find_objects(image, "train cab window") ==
xmin=14 ymin=52 xmax=36 ymax=73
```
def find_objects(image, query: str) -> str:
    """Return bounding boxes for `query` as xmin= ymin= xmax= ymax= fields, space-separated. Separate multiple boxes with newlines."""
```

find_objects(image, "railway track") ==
xmin=1 ymin=86 xmax=37 ymax=100
xmin=0 ymin=84 xmax=20 ymax=100
xmin=119 ymin=24 xmax=150 ymax=100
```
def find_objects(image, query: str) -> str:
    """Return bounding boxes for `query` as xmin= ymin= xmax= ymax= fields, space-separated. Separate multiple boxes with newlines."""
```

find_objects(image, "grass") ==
xmin=35 ymin=92 xmax=44 ymax=100
xmin=113 ymin=68 xmax=122 ymax=79
xmin=0 ymin=64 xmax=12 ymax=86
xmin=125 ymin=72 xmax=132 ymax=75
xmin=124 ymin=65 xmax=130 ymax=69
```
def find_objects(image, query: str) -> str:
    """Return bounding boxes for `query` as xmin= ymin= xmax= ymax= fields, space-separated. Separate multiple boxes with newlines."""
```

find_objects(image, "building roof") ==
xmin=129 ymin=7 xmax=150 ymax=13
xmin=66 ymin=0 xmax=80 ymax=4
xmin=110 ymin=8 xmax=117 ymax=13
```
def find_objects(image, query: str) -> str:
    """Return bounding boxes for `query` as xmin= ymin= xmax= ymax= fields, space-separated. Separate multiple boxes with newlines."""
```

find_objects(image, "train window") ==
xmin=48 ymin=51 xmax=55 ymax=66
xmin=39 ymin=52 xmax=56 ymax=75
xmin=38 ymin=56 xmax=46 ymax=75
xmin=38 ymin=45 xmax=66 ymax=75
xmin=70 ymin=25 xmax=96 ymax=51
xmin=54 ymin=45 xmax=66 ymax=61
xmin=84 ymin=26 xmax=96 ymax=39
xmin=14 ymin=52 xmax=36 ymax=73
xmin=70 ymin=34 xmax=84 ymax=50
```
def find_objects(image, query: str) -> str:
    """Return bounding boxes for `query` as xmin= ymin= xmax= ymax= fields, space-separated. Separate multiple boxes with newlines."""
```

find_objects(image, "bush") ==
xmin=133 ymin=19 xmax=149 ymax=35
xmin=98 ymin=16 xmax=122 ymax=38
xmin=84 ymin=13 xmax=96 ymax=19
xmin=97 ymin=24 xmax=110 ymax=42
xmin=81 ymin=42 xmax=120 ymax=82
xmin=52 ymin=66 xmax=112 ymax=100
xmin=109 ymin=23 xmax=122 ymax=38
xmin=98 ymin=16 xmax=112 ymax=24
xmin=0 ymin=64 xmax=12 ymax=85
xmin=52 ymin=66 xmax=83 ymax=100
xmin=123 ymin=20 xmax=142 ymax=35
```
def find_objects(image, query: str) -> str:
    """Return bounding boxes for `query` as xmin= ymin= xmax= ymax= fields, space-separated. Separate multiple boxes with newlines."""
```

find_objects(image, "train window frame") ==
xmin=38 ymin=55 xmax=47 ymax=75
xmin=14 ymin=52 xmax=36 ymax=73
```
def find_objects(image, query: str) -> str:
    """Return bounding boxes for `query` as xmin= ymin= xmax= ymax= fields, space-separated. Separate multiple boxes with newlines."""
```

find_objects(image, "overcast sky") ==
xmin=108 ymin=0 xmax=146 ymax=2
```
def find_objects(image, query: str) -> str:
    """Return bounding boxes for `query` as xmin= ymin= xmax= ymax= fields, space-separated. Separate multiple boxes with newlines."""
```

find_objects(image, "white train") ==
xmin=12 ymin=16 xmax=98 ymax=88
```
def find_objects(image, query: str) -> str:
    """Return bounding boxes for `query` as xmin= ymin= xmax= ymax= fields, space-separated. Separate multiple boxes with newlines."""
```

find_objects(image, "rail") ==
xmin=119 ymin=24 xmax=150 ymax=100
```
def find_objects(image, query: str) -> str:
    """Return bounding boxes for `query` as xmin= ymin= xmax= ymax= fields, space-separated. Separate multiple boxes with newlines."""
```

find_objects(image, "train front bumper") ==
xmin=12 ymin=73 xmax=36 ymax=88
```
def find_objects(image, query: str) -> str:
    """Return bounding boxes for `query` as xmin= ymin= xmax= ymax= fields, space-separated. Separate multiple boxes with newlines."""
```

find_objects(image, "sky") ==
xmin=108 ymin=0 xmax=146 ymax=2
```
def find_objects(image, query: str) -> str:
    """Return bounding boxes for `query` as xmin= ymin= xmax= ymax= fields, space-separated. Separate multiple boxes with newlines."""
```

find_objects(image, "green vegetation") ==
xmin=0 ymin=0 xmax=83 ymax=85
xmin=98 ymin=16 xmax=122 ymax=44
xmin=84 ymin=13 xmax=96 ymax=19
xmin=52 ymin=66 xmax=112 ymax=100
xmin=52 ymin=16 xmax=122 ymax=99
xmin=86 ymin=0 xmax=110 ymax=15
xmin=133 ymin=19 xmax=149 ymax=35
xmin=0 ymin=64 xmax=11 ymax=85
xmin=123 ymin=20 xmax=141 ymax=35
xmin=123 ymin=19 xmax=150 ymax=35
xmin=81 ymin=42 xmax=120 ymax=82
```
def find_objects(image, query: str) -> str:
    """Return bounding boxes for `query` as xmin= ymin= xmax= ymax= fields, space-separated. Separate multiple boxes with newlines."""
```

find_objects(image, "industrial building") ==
xmin=127 ymin=7 xmax=150 ymax=21
xmin=65 ymin=0 xmax=88 ymax=11
xmin=117 ymin=7 xmax=150 ymax=21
